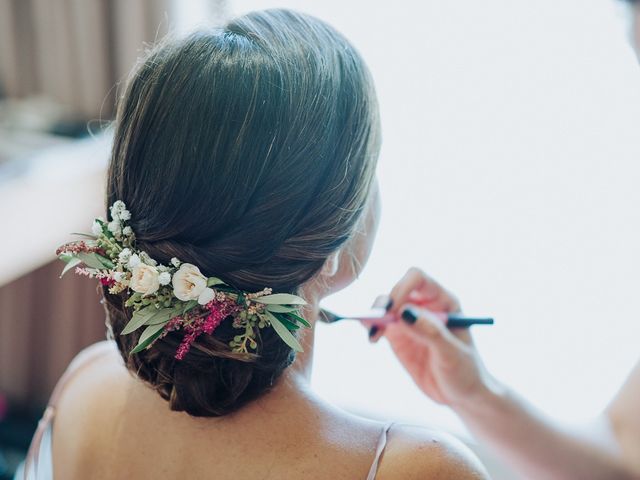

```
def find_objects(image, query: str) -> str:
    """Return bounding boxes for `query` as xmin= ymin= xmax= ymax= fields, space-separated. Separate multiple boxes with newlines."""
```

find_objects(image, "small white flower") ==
xmin=158 ymin=271 xmax=171 ymax=286
xmin=118 ymin=248 xmax=132 ymax=263
xmin=122 ymin=226 xmax=133 ymax=237
xmin=113 ymin=271 xmax=126 ymax=282
xmin=128 ymin=254 xmax=141 ymax=268
xmin=91 ymin=221 xmax=103 ymax=236
xmin=108 ymin=220 xmax=121 ymax=234
xmin=170 ymin=257 xmax=181 ymax=268
xmin=129 ymin=264 xmax=160 ymax=296
xmin=111 ymin=200 xmax=126 ymax=213
xmin=197 ymin=287 xmax=215 ymax=305
xmin=119 ymin=209 xmax=131 ymax=221
xmin=172 ymin=263 xmax=207 ymax=301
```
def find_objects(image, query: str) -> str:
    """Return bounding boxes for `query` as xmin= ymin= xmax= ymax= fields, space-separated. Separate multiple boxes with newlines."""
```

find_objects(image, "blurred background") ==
xmin=1 ymin=0 xmax=640 ymax=478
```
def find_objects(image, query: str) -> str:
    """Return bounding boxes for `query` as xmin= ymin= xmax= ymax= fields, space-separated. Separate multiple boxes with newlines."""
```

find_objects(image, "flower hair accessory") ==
xmin=56 ymin=200 xmax=309 ymax=360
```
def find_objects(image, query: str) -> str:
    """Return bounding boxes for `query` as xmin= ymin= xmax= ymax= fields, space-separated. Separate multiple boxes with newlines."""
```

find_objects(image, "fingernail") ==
xmin=401 ymin=307 xmax=418 ymax=324
xmin=385 ymin=298 xmax=394 ymax=311
xmin=368 ymin=325 xmax=379 ymax=339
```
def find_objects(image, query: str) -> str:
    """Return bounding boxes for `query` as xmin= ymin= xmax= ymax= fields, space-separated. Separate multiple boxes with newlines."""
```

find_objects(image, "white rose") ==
xmin=128 ymin=254 xmax=141 ymax=268
xmin=129 ymin=264 xmax=160 ymax=295
xmin=172 ymin=263 xmax=208 ymax=301
xmin=158 ymin=271 xmax=171 ymax=286
xmin=197 ymin=287 xmax=215 ymax=305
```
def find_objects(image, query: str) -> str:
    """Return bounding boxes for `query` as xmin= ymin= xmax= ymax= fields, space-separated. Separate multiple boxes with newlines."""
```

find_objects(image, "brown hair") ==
xmin=103 ymin=8 xmax=381 ymax=417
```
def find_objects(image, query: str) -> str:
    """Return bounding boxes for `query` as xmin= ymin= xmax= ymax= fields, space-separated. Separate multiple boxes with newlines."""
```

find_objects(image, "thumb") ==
xmin=401 ymin=305 xmax=465 ymax=364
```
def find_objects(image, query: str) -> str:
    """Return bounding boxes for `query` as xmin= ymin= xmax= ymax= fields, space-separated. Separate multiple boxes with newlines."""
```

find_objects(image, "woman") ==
xmin=21 ymin=9 xmax=488 ymax=480
xmin=374 ymin=267 xmax=640 ymax=479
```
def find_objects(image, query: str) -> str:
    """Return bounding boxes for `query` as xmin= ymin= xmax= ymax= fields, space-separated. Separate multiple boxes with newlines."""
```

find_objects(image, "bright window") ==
xmin=226 ymin=0 xmax=640 ymax=436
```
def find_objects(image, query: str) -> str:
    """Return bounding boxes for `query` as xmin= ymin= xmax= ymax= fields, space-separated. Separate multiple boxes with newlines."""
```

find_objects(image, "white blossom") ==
xmin=197 ymin=287 xmax=215 ymax=305
xmin=118 ymin=248 xmax=132 ymax=263
xmin=127 ymin=254 xmax=141 ymax=268
xmin=129 ymin=264 xmax=160 ymax=295
xmin=113 ymin=271 xmax=126 ymax=282
xmin=91 ymin=221 xmax=103 ymax=236
xmin=111 ymin=200 xmax=126 ymax=213
xmin=158 ymin=271 xmax=171 ymax=286
xmin=107 ymin=220 xmax=121 ymax=235
xmin=172 ymin=263 xmax=207 ymax=301
xmin=119 ymin=209 xmax=131 ymax=221
xmin=122 ymin=226 xmax=133 ymax=237
xmin=170 ymin=257 xmax=181 ymax=268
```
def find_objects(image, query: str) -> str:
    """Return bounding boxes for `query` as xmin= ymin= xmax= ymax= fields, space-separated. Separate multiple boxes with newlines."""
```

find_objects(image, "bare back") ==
xmin=36 ymin=342 xmax=488 ymax=479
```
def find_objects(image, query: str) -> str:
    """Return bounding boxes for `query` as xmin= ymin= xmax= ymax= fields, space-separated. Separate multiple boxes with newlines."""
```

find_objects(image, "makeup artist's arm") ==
xmin=375 ymin=267 xmax=640 ymax=480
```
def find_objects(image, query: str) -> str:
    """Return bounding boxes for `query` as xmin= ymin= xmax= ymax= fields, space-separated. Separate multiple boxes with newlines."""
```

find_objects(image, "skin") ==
xmin=50 ymin=183 xmax=489 ymax=480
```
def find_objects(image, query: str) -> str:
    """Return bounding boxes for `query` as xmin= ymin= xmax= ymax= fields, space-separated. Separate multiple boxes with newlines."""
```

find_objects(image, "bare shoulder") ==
xmin=52 ymin=341 xmax=133 ymax=478
xmin=376 ymin=423 xmax=490 ymax=480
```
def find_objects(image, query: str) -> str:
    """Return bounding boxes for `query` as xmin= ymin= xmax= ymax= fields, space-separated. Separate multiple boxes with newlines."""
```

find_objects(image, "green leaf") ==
xmin=264 ymin=310 xmax=303 ymax=352
xmin=207 ymin=277 xmax=226 ymax=287
xmin=130 ymin=323 xmax=166 ymax=354
xmin=125 ymin=292 xmax=142 ymax=307
xmin=70 ymin=232 xmax=98 ymax=239
xmin=284 ymin=312 xmax=311 ymax=328
xmin=121 ymin=305 xmax=158 ymax=335
xmin=76 ymin=252 xmax=114 ymax=270
xmin=145 ymin=306 xmax=183 ymax=326
xmin=264 ymin=304 xmax=297 ymax=313
xmin=274 ymin=313 xmax=300 ymax=331
xmin=254 ymin=293 xmax=307 ymax=306
xmin=59 ymin=257 xmax=82 ymax=278
xmin=58 ymin=253 xmax=75 ymax=263
xmin=182 ymin=300 xmax=199 ymax=313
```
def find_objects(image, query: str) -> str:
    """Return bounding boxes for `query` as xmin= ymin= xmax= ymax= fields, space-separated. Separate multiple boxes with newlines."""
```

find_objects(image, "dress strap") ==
xmin=365 ymin=421 xmax=394 ymax=480
xmin=21 ymin=341 xmax=117 ymax=480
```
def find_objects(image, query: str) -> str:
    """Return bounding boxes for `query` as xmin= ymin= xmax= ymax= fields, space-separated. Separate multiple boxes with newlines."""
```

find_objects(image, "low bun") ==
xmin=103 ymin=8 xmax=381 ymax=417
xmin=103 ymin=285 xmax=295 ymax=416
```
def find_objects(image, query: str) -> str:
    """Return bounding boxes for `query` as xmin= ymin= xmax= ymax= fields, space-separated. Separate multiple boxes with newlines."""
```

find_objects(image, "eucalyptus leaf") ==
xmin=264 ymin=310 xmax=303 ymax=352
xmin=125 ymin=292 xmax=142 ymax=307
xmin=130 ymin=323 xmax=166 ymax=354
xmin=70 ymin=232 xmax=98 ymax=240
xmin=275 ymin=314 xmax=300 ymax=331
xmin=207 ymin=277 xmax=226 ymax=287
xmin=58 ymin=253 xmax=75 ymax=264
xmin=77 ymin=252 xmax=114 ymax=270
xmin=284 ymin=312 xmax=311 ymax=328
xmin=254 ymin=293 xmax=307 ymax=306
xmin=145 ymin=306 xmax=184 ymax=326
xmin=59 ymin=257 xmax=82 ymax=278
xmin=264 ymin=304 xmax=297 ymax=313
xmin=121 ymin=305 xmax=159 ymax=335
xmin=182 ymin=300 xmax=199 ymax=313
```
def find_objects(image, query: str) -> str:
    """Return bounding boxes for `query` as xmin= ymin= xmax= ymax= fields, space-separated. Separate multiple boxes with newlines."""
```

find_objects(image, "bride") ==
xmin=22 ymin=9 xmax=488 ymax=479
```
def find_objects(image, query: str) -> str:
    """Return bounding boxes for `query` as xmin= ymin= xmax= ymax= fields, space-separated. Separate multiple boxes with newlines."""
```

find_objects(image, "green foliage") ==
xmin=264 ymin=310 xmax=303 ymax=352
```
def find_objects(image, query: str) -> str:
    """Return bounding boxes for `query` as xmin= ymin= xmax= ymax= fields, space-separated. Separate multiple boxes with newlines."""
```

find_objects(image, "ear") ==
xmin=321 ymin=249 xmax=341 ymax=278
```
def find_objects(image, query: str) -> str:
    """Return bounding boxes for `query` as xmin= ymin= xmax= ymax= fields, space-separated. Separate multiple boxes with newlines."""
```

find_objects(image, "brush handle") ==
xmin=445 ymin=315 xmax=494 ymax=328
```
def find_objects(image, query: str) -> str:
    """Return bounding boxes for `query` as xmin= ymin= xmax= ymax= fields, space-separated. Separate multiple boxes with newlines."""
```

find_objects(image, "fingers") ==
xmin=399 ymin=305 xmax=469 ymax=364
xmin=389 ymin=267 xmax=461 ymax=314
